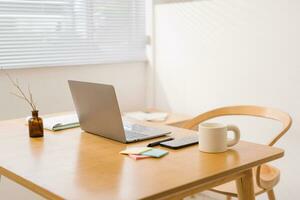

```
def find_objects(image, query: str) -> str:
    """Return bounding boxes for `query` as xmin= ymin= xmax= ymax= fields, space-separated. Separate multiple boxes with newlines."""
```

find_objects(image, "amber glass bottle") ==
xmin=28 ymin=110 xmax=44 ymax=138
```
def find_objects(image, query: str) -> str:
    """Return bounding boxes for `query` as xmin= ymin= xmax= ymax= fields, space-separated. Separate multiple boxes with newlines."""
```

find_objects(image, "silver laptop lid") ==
xmin=68 ymin=80 xmax=127 ymax=143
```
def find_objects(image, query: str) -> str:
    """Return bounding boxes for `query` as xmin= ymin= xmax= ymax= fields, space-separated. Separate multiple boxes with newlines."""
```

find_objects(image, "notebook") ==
xmin=26 ymin=114 xmax=80 ymax=131
xmin=43 ymin=114 xmax=79 ymax=131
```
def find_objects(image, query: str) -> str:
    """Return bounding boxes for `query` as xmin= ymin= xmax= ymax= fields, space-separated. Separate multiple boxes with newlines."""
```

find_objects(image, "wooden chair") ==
xmin=182 ymin=105 xmax=292 ymax=200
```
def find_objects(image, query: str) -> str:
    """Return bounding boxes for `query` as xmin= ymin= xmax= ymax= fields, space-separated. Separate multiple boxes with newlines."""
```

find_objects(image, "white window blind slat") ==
xmin=0 ymin=0 xmax=146 ymax=69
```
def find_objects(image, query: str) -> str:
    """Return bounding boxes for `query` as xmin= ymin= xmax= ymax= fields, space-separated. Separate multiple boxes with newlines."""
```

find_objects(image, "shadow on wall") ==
xmin=153 ymin=0 xmax=294 ymax=113
xmin=153 ymin=0 xmax=299 ymax=199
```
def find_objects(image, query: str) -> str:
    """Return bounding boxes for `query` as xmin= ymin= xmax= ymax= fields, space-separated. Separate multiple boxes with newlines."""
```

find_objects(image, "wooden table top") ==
xmin=0 ymin=117 xmax=284 ymax=200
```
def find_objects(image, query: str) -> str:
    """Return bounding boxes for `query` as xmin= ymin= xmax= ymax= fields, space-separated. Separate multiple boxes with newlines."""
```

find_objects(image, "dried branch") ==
xmin=10 ymin=92 xmax=28 ymax=101
xmin=1 ymin=68 xmax=37 ymax=111
xmin=28 ymin=84 xmax=36 ymax=110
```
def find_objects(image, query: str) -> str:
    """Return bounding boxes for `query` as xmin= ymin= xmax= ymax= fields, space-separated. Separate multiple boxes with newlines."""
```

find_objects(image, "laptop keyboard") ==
xmin=125 ymin=130 xmax=148 ymax=140
xmin=123 ymin=121 xmax=170 ymax=141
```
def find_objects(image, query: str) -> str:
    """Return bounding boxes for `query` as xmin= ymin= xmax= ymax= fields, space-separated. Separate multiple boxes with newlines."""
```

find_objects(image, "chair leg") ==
xmin=226 ymin=195 xmax=232 ymax=200
xmin=267 ymin=189 xmax=276 ymax=200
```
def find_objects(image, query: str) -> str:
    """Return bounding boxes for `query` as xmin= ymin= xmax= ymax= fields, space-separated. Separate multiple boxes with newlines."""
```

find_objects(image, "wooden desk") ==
xmin=0 ymin=116 xmax=284 ymax=200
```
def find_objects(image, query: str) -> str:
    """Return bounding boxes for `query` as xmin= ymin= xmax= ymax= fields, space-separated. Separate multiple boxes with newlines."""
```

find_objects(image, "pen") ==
xmin=147 ymin=138 xmax=174 ymax=147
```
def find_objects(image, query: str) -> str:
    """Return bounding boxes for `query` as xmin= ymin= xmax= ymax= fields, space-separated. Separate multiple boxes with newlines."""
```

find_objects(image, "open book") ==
xmin=27 ymin=114 xmax=80 ymax=131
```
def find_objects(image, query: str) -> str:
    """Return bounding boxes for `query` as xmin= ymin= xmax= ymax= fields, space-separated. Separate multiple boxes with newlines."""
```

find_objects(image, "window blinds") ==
xmin=0 ymin=0 xmax=146 ymax=69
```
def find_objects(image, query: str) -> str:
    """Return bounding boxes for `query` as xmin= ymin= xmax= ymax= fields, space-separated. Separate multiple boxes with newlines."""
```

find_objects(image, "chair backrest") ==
xmin=182 ymin=105 xmax=292 ymax=146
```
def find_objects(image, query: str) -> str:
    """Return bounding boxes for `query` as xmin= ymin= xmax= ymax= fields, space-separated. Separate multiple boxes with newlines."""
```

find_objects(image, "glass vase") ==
xmin=28 ymin=110 xmax=44 ymax=138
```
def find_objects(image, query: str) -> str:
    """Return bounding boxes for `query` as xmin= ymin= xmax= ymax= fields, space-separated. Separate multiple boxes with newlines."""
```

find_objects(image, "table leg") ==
xmin=235 ymin=169 xmax=255 ymax=200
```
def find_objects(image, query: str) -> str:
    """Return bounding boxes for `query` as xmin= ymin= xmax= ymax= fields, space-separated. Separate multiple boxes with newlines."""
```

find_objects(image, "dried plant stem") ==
xmin=10 ymin=92 xmax=36 ymax=110
xmin=28 ymin=84 xmax=36 ymax=110
xmin=1 ymin=68 xmax=37 ymax=111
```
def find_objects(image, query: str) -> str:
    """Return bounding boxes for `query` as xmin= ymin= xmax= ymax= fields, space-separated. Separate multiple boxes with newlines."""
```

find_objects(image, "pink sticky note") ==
xmin=129 ymin=154 xmax=151 ymax=160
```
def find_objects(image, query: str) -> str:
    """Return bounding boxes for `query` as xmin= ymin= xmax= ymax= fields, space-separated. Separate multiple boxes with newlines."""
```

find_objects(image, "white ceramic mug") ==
xmin=198 ymin=123 xmax=240 ymax=153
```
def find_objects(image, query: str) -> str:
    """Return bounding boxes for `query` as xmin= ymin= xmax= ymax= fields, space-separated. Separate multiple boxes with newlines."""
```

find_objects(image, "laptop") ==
xmin=68 ymin=80 xmax=171 ymax=143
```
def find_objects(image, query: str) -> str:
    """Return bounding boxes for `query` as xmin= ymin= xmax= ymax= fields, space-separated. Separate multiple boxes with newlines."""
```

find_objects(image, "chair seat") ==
xmin=210 ymin=164 xmax=280 ymax=197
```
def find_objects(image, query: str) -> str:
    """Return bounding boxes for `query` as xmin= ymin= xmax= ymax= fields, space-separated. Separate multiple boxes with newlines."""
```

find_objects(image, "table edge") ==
xmin=140 ymin=150 xmax=284 ymax=200
xmin=0 ymin=150 xmax=283 ymax=200
xmin=0 ymin=166 xmax=64 ymax=200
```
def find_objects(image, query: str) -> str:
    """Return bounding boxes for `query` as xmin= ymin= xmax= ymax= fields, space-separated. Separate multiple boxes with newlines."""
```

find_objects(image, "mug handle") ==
xmin=227 ymin=125 xmax=240 ymax=147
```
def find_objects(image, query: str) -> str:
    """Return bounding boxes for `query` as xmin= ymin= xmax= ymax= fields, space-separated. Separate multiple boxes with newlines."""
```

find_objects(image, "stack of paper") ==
xmin=120 ymin=147 xmax=168 ymax=160
xmin=123 ymin=112 xmax=168 ymax=122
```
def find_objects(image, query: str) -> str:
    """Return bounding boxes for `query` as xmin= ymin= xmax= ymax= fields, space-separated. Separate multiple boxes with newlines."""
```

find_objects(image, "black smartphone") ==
xmin=160 ymin=136 xmax=198 ymax=149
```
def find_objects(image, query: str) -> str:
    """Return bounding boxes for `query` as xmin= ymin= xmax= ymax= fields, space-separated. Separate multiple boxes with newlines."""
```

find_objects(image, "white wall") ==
xmin=0 ymin=62 xmax=146 ymax=120
xmin=154 ymin=0 xmax=300 ymax=199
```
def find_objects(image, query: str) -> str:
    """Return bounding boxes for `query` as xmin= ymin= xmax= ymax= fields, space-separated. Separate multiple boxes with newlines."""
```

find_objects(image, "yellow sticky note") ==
xmin=120 ymin=147 xmax=152 ymax=155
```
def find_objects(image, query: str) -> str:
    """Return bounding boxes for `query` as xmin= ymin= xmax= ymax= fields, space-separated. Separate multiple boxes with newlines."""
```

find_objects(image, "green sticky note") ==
xmin=142 ymin=148 xmax=168 ymax=158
